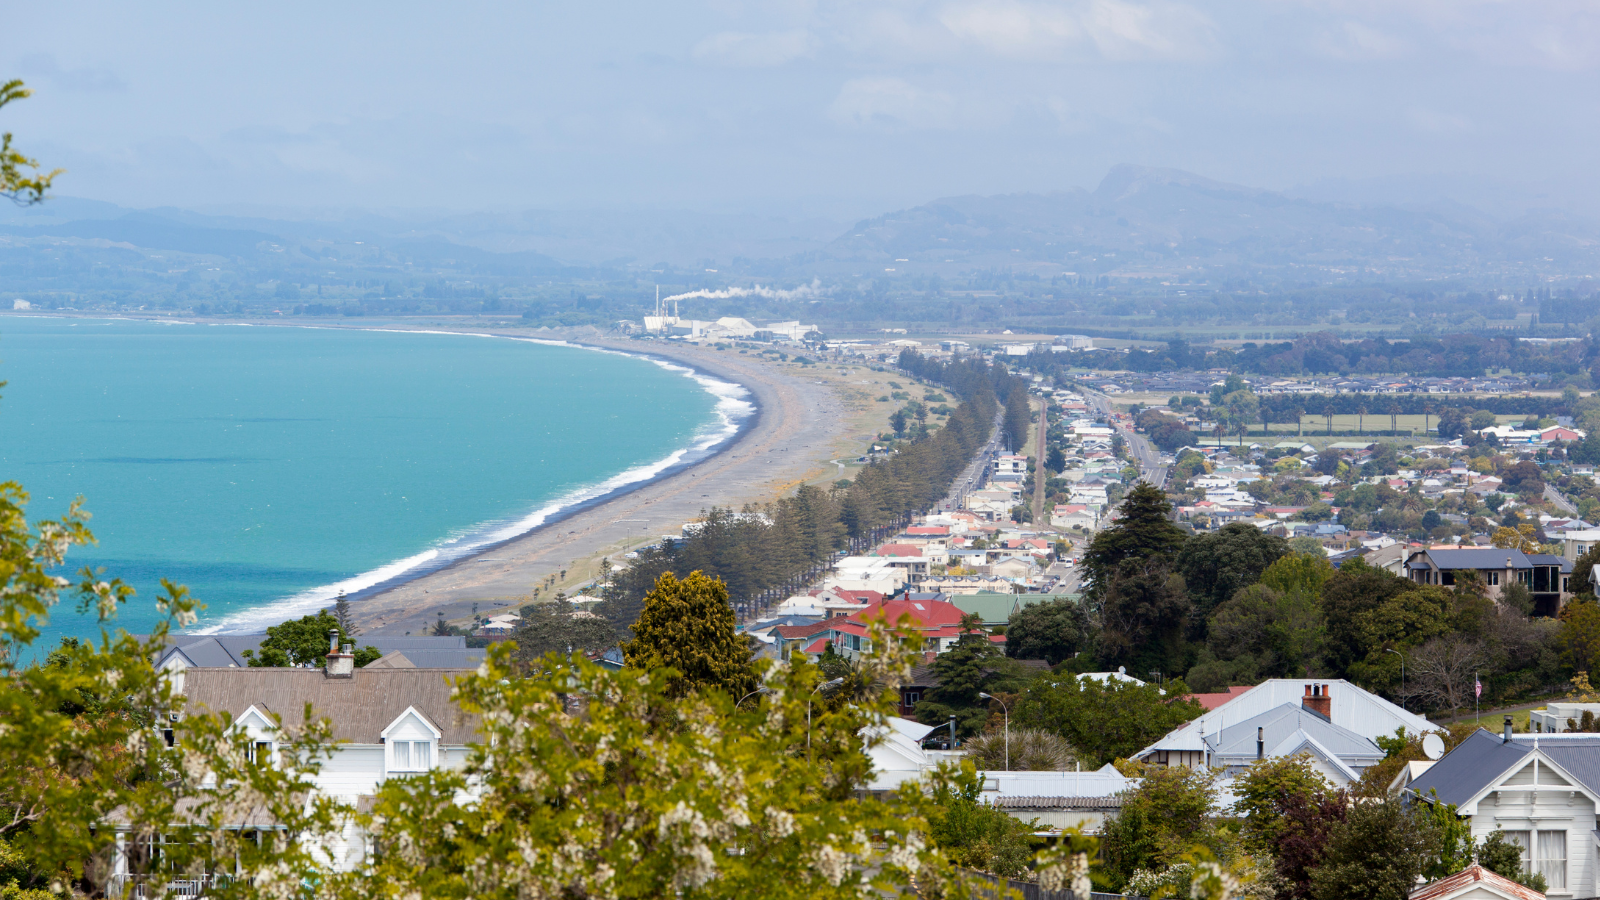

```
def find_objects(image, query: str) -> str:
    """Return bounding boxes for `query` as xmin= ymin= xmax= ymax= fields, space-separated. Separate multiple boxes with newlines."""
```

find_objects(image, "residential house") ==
xmin=1050 ymin=504 xmax=1098 ymax=530
xmin=981 ymin=767 xmax=1134 ymax=833
xmin=109 ymin=645 xmax=477 ymax=890
xmin=1137 ymin=680 xmax=1430 ymax=771
xmin=1404 ymin=548 xmax=1572 ymax=615
xmin=1406 ymin=727 xmax=1600 ymax=895
xmin=949 ymin=591 xmax=1061 ymax=628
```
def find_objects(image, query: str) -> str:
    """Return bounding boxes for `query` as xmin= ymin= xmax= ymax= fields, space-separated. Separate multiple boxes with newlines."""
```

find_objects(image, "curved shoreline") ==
xmin=320 ymin=339 xmax=766 ymax=614
xmin=342 ymin=333 xmax=862 ymax=635
xmin=0 ymin=311 xmax=869 ymax=636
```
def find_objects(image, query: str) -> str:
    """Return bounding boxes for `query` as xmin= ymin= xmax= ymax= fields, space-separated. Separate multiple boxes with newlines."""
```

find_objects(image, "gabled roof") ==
xmin=182 ymin=667 xmax=478 ymax=744
xmin=1141 ymin=679 xmax=1432 ymax=755
xmin=847 ymin=596 xmax=967 ymax=630
xmin=1406 ymin=729 xmax=1533 ymax=807
xmin=1206 ymin=704 xmax=1383 ymax=769
xmin=1409 ymin=864 xmax=1546 ymax=900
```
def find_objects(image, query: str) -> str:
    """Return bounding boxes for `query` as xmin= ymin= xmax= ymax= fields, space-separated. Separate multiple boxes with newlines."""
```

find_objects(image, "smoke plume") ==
xmin=661 ymin=279 xmax=825 ymax=304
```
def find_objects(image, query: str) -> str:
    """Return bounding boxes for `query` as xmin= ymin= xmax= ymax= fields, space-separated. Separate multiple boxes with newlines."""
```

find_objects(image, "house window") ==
xmin=1441 ymin=570 xmax=1456 ymax=586
xmin=248 ymin=740 xmax=273 ymax=766
xmin=1487 ymin=571 xmax=1500 ymax=586
xmin=903 ymin=690 xmax=923 ymax=706
xmin=1536 ymin=830 xmax=1567 ymax=891
xmin=391 ymin=740 xmax=433 ymax=772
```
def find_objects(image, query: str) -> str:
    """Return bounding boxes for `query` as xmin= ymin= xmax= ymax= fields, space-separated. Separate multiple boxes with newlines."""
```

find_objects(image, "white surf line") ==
xmin=191 ymin=325 xmax=755 ymax=634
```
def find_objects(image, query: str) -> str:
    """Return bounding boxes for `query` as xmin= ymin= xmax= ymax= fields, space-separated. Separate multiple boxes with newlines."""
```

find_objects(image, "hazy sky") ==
xmin=5 ymin=1 xmax=1598 ymax=218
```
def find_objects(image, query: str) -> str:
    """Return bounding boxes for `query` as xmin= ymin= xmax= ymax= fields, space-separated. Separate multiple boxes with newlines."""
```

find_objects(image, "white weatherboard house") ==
xmin=1135 ymin=679 xmax=1431 ymax=785
xmin=1407 ymin=727 xmax=1600 ymax=897
xmin=109 ymin=641 xmax=477 ymax=892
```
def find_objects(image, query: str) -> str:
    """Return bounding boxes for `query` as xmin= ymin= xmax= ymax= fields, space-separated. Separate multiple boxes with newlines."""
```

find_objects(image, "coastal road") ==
xmin=935 ymin=411 xmax=1002 ymax=513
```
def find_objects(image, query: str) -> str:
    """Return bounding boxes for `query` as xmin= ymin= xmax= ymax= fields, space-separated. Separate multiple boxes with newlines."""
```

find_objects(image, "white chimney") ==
xmin=325 ymin=629 xmax=354 ymax=678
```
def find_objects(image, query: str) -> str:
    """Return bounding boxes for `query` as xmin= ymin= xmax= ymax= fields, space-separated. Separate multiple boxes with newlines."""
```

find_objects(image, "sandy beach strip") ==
xmin=347 ymin=334 xmax=877 ymax=635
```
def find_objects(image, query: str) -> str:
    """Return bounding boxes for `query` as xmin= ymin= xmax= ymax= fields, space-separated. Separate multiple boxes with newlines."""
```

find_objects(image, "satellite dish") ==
xmin=1422 ymin=733 xmax=1446 ymax=760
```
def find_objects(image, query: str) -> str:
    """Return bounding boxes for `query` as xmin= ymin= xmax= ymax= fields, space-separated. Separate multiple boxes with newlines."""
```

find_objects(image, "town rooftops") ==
xmin=1203 ymin=703 xmax=1385 ymax=780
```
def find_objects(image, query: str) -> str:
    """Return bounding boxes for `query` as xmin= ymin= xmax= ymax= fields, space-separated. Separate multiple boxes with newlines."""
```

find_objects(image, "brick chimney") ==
xmin=1302 ymin=683 xmax=1331 ymax=719
xmin=325 ymin=629 xmax=354 ymax=678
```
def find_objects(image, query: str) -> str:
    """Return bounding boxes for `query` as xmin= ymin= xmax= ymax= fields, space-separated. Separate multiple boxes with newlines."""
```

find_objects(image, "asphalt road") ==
xmin=1082 ymin=389 xmax=1168 ymax=488
xmin=1547 ymin=484 xmax=1580 ymax=517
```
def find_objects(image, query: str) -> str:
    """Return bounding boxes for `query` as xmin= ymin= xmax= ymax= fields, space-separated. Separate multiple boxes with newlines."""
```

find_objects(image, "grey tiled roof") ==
xmin=1416 ymin=549 xmax=1532 ymax=570
xmin=183 ymin=666 xmax=479 ymax=743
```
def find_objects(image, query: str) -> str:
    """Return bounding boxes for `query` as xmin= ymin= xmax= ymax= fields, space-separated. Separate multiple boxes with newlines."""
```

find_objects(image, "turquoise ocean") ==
xmin=0 ymin=317 xmax=748 ymax=648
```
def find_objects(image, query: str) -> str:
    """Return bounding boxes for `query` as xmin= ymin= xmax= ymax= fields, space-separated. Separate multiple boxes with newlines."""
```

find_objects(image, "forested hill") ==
xmin=802 ymin=165 xmax=1600 ymax=280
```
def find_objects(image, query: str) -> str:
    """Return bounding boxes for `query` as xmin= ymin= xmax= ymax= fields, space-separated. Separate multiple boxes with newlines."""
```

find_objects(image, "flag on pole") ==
xmin=1476 ymin=677 xmax=1483 ymax=698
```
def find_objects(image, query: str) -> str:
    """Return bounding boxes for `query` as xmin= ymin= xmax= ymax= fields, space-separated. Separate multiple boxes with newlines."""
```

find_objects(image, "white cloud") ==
xmin=1313 ymin=21 xmax=1409 ymax=60
xmin=692 ymin=29 xmax=815 ymax=66
xmin=937 ymin=1 xmax=1084 ymax=59
xmin=827 ymin=77 xmax=963 ymax=129
xmin=1080 ymin=0 xmax=1221 ymax=61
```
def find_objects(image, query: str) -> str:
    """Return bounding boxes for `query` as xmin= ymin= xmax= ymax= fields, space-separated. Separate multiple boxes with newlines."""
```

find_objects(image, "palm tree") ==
xmin=1357 ymin=404 xmax=1368 ymax=435
xmin=1423 ymin=402 xmax=1434 ymax=436
xmin=1323 ymin=404 xmax=1335 ymax=436
xmin=1294 ymin=403 xmax=1306 ymax=437
xmin=1387 ymin=400 xmax=1401 ymax=435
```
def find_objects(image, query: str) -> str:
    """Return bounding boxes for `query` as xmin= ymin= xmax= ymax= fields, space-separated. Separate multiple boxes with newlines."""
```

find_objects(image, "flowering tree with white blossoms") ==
xmin=339 ymin=624 xmax=987 ymax=900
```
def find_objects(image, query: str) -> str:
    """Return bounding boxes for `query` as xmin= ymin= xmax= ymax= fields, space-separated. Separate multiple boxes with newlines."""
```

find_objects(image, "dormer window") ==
xmin=381 ymin=706 xmax=443 ymax=777
xmin=390 ymin=740 xmax=432 ymax=771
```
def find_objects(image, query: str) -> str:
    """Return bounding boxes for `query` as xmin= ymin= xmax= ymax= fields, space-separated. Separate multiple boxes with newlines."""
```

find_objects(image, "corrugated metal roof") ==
xmin=1140 ymin=680 xmax=1432 ymax=756
xmin=991 ymin=796 xmax=1124 ymax=809
xmin=1408 ymin=863 xmax=1545 ymax=900
xmin=1206 ymin=704 xmax=1382 ymax=763
xmin=150 ymin=633 xmax=469 ymax=668
xmin=183 ymin=667 xmax=479 ymax=744
xmin=365 ymin=649 xmax=485 ymax=669
xmin=1407 ymin=729 xmax=1531 ymax=807
xmin=1530 ymin=735 xmax=1600 ymax=796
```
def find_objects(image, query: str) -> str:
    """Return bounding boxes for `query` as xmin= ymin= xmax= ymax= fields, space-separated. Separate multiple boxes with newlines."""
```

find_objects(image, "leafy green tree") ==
xmin=243 ymin=609 xmax=377 ymax=667
xmin=512 ymin=599 xmax=619 ymax=664
xmin=1098 ymin=764 xmax=1219 ymax=891
xmin=928 ymin=766 xmax=1040 ymax=877
xmin=1002 ymin=387 xmax=1032 ymax=452
xmin=1081 ymin=483 xmax=1187 ymax=598
xmin=1559 ymin=598 xmax=1600 ymax=675
xmin=1319 ymin=558 xmax=1411 ymax=677
xmin=1308 ymin=795 xmax=1440 ymax=900
xmin=1260 ymin=552 xmax=1336 ymax=597
xmin=1349 ymin=586 xmax=1454 ymax=691
xmin=1175 ymin=523 xmax=1290 ymax=624
xmin=1005 ymin=598 xmax=1089 ymax=666
xmin=332 ymin=590 xmax=359 ymax=636
xmin=0 ymin=82 xmax=58 ymax=204
xmin=1233 ymin=755 xmax=1330 ymax=853
xmin=1208 ymin=584 xmax=1325 ymax=678
xmin=1014 ymin=674 xmax=1202 ymax=767
xmin=1477 ymin=829 xmax=1548 ymax=892
xmin=621 ymin=570 xmax=753 ymax=697
xmin=915 ymin=637 xmax=1030 ymax=736
xmin=1096 ymin=563 xmax=1192 ymax=678
xmin=1045 ymin=445 xmax=1067 ymax=474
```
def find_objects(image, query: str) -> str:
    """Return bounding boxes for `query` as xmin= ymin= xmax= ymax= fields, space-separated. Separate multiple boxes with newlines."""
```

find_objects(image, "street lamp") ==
xmin=1386 ymin=648 xmax=1406 ymax=708
xmin=979 ymin=691 xmax=1010 ymax=771
xmin=736 ymin=687 xmax=773 ymax=709
xmin=807 ymin=677 xmax=845 ymax=759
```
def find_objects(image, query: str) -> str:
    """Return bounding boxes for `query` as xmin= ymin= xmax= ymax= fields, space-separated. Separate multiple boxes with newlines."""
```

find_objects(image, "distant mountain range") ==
xmin=803 ymin=165 xmax=1600 ymax=281
xmin=1 ymin=165 xmax=1595 ymax=285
